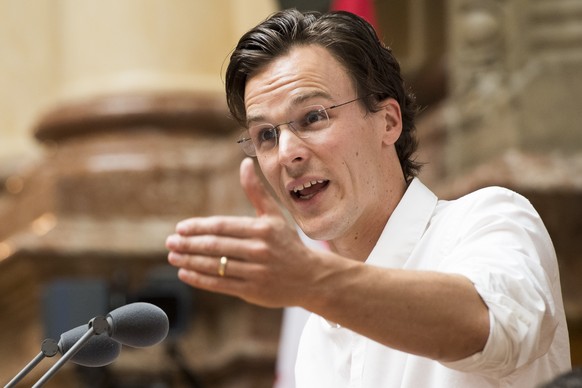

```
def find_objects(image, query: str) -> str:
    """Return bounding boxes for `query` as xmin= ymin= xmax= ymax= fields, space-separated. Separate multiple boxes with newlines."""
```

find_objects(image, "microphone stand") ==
xmin=4 ymin=339 xmax=59 ymax=388
xmin=33 ymin=316 xmax=110 ymax=388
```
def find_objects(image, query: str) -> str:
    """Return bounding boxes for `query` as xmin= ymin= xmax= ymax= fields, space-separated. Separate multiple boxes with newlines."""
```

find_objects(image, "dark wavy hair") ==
xmin=225 ymin=9 xmax=421 ymax=180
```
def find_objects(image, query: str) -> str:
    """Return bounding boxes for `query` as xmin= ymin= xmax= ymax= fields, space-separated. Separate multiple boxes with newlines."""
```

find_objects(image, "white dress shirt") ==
xmin=295 ymin=178 xmax=571 ymax=387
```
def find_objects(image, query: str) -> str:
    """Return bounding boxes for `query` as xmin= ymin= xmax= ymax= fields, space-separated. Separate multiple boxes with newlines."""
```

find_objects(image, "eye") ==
xmin=298 ymin=107 xmax=328 ymax=130
xmin=305 ymin=110 xmax=326 ymax=124
xmin=260 ymin=127 xmax=277 ymax=141
xmin=252 ymin=125 xmax=278 ymax=146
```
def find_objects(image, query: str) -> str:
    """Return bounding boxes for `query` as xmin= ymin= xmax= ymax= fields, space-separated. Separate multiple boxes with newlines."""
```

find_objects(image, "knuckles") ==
xmin=252 ymin=216 xmax=288 ymax=240
xmin=206 ymin=216 xmax=230 ymax=234
xmin=242 ymin=238 xmax=270 ymax=261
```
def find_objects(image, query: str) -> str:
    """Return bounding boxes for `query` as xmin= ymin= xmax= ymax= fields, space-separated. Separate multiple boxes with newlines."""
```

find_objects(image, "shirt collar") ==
xmin=366 ymin=178 xmax=438 ymax=268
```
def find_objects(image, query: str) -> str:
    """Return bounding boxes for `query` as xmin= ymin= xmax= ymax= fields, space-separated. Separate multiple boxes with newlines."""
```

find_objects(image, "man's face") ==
xmin=244 ymin=44 xmax=401 ymax=242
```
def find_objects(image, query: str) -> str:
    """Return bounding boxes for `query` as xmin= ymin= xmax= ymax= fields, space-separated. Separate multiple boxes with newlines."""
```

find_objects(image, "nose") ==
xmin=276 ymin=124 xmax=308 ymax=165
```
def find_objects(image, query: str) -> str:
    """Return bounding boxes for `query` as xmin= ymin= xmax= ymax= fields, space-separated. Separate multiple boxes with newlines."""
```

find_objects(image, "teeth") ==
xmin=293 ymin=180 xmax=325 ymax=193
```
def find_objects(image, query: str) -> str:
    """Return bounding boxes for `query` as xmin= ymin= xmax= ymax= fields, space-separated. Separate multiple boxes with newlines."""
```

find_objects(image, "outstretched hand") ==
xmin=166 ymin=158 xmax=324 ymax=308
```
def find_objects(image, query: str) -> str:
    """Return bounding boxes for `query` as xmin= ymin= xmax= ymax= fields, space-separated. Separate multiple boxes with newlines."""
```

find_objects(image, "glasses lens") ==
xmin=248 ymin=124 xmax=279 ymax=155
xmin=293 ymin=105 xmax=329 ymax=138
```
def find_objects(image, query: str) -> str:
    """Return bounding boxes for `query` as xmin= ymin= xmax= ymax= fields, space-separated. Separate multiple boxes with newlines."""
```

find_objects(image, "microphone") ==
xmin=32 ymin=302 xmax=169 ymax=387
xmin=106 ymin=302 xmax=169 ymax=348
xmin=58 ymin=324 xmax=121 ymax=367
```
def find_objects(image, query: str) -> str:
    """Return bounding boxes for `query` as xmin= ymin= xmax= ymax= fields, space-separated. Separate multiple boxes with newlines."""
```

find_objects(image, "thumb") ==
xmin=240 ymin=157 xmax=282 ymax=217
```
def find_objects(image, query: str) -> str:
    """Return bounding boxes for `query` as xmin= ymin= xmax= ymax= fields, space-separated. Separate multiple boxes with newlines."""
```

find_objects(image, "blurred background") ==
xmin=0 ymin=0 xmax=580 ymax=387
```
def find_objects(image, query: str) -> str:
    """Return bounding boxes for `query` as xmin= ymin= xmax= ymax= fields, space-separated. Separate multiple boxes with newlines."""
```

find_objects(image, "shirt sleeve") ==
xmin=436 ymin=187 xmax=560 ymax=379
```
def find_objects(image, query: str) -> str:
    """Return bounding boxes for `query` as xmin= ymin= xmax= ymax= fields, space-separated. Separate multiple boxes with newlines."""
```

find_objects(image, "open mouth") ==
xmin=291 ymin=180 xmax=329 ymax=200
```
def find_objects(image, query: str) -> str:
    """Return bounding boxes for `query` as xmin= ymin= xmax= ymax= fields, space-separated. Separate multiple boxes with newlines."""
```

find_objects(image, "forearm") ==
xmin=304 ymin=255 xmax=490 ymax=362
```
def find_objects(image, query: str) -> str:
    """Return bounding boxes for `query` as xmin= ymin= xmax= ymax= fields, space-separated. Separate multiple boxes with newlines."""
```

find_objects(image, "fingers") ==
xmin=168 ymin=252 xmax=245 ymax=278
xmin=176 ymin=267 xmax=246 ymax=299
xmin=166 ymin=232 xmax=265 ymax=263
xmin=168 ymin=252 xmax=219 ymax=276
xmin=175 ymin=215 xmax=262 ymax=237
xmin=165 ymin=157 xmax=292 ymax=305
xmin=239 ymin=157 xmax=282 ymax=217
xmin=168 ymin=251 xmax=266 ymax=298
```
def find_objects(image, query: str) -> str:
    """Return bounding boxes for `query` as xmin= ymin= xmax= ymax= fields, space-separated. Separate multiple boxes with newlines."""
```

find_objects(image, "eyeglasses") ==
xmin=237 ymin=96 xmax=367 ymax=157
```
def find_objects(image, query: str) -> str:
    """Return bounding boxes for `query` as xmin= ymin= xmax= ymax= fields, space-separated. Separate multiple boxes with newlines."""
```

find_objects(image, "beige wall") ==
xmin=0 ymin=1 xmax=56 ymax=165
xmin=0 ymin=0 xmax=276 ymax=166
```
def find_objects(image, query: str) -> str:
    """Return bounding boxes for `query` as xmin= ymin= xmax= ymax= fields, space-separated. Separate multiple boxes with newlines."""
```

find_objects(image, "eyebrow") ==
xmin=245 ymin=90 xmax=333 ymax=127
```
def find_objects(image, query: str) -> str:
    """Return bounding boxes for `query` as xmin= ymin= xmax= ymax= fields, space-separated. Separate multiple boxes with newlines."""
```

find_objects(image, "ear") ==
xmin=378 ymin=98 xmax=403 ymax=146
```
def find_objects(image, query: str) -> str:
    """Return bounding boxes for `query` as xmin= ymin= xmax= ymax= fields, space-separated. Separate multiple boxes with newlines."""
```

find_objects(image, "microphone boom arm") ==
xmin=4 ymin=339 xmax=59 ymax=388
xmin=32 ymin=316 xmax=109 ymax=388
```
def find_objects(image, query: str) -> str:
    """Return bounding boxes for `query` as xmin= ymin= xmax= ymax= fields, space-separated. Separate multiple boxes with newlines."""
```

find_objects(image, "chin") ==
xmin=296 ymin=219 xmax=339 ymax=242
xmin=292 ymin=205 xmax=350 ymax=242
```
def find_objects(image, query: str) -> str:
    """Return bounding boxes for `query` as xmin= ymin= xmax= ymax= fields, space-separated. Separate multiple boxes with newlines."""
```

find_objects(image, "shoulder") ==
xmin=458 ymin=185 xmax=528 ymax=205
xmin=440 ymin=186 xmax=537 ymax=218
xmin=433 ymin=185 xmax=549 ymax=247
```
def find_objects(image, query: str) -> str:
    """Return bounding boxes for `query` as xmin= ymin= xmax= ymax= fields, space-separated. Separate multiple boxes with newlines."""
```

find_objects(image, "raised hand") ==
xmin=165 ymin=158 xmax=327 ymax=308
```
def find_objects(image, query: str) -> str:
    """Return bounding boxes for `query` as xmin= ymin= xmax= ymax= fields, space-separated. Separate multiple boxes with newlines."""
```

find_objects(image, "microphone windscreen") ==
xmin=58 ymin=325 xmax=121 ymax=367
xmin=107 ymin=302 xmax=169 ymax=348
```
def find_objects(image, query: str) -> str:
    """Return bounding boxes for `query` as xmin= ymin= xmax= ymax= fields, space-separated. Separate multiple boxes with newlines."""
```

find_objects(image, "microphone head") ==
xmin=59 ymin=325 xmax=122 ymax=367
xmin=106 ymin=302 xmax=169 ymax=348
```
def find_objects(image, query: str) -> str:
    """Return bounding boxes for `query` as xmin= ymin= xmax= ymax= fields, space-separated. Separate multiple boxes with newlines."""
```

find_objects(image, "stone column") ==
xmin=0 ymin=1 xmax=284 ymax=387
xmin=446 ymin=0 xmax=582 ymax=181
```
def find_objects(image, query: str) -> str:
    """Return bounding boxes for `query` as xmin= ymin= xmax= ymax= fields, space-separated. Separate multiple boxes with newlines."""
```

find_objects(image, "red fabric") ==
xmin=330 ymin=0 xmax=379 ymax=32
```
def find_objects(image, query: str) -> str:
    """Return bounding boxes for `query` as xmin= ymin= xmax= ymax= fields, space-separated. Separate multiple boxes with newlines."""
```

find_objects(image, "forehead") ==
xmin=244 ymin=45 xmax=355 ymax=119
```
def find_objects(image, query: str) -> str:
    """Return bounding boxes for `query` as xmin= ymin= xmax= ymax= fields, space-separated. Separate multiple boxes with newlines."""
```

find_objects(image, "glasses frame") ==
xmin=237 ymin=95 xmax=369 ymax=157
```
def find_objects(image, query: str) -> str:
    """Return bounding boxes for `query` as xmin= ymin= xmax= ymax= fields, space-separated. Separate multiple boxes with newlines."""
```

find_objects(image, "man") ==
xmin=165 ymin=9 xmax=571 ymax=387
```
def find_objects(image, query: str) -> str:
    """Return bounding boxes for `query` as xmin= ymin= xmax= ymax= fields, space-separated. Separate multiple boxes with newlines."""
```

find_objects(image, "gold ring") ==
xmin=218 ymin=256 xmax=228 ymax=277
